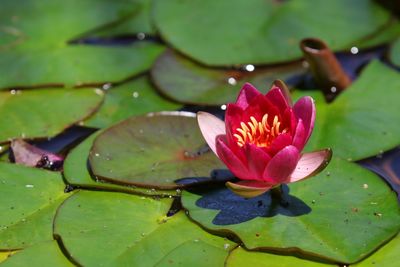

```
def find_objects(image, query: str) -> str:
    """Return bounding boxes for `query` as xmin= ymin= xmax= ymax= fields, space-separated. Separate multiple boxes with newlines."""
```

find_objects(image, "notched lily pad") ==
xmin=89 ymin=111 xmax=231 ymax=189
xmin=0 ymin=0 xmax=164 ymax=89
xmin=0 ymin=162 xmax=70 ymax=249
xmin=54 ymin=191 xmax=235 ymax=266
xmin=151 ymin=49 xmax=306 ymax=105
xmin=182 ymin=158 xmax=400 ymax=263
xmin=63 ymin=132 xmax=178 ymax=196
xmin=153 ymin=0 xmax=390 ymax=66
xmin=0 ymin=88 xmax=103 ymax=143
xmin=84 ymin=75 xmax=181 ymax=129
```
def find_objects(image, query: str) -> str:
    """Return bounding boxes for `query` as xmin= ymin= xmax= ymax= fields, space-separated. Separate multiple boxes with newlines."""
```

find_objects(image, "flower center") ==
xmin=233 ymin=114 xmax=287 ymax=147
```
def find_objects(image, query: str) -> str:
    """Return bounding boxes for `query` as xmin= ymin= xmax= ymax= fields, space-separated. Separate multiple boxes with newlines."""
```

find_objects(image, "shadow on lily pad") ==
xmin=191 ymin=184 xmax=311 ymax=225
xmin=175 ymin=169 xmax=235 ymax=186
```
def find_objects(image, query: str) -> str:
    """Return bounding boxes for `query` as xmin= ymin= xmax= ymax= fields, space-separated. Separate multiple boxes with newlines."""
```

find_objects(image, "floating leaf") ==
xmin=354 ymin=234 xmax=400 ymax=267
xmin=0 ymin=88 xmax=103 ymax=143
xmin=89 ymin=112 xmax=230 ymax=189
xmin=85 ymin=76 xmax=181 ymax=128
xmin=54 ymin=191 xmax=236 ymax=266
xmin=300 ymin=60 xmax=400 ymax=160
xmin=0 ymin=241 xmax=73 ymax=267
xmin=0 ymin=0 xmax=164 ymax=89
xmin=182 ymin=158 xmax=400 ymax=263
xmin=360 ymin=148 xmax=400 ymax=200
xmin=226 ymin=247 xmax=331 ymax=267
xmin=151 ymin=49 xmax=306 ymax=105
xmin=356 ymin=20 xmax=400 ymax=49
xmin=0 ymin=162 xmax=70 ymax=249
xmin=389 ymin=37 xmax=400 ymax=67
xmin=63 ymin=132 xmax=178 ymax=196
xmin=153 ymin=0 xmax=390 ymax=66
xmin=88 ymin=0 xmax=156 ymax=38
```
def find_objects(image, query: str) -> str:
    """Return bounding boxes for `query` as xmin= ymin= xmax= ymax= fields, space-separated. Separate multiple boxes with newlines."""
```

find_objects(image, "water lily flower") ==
xmin=197 ymin=81 xmax=332 ymax=198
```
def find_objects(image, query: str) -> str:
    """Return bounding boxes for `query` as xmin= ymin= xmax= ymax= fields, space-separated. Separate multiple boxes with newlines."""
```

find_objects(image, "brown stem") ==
xmin=300 ymin=38 xmax=351 ymax=101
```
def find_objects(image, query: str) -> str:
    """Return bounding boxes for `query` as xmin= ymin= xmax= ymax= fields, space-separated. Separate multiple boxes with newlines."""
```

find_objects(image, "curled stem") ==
xmin=300 ymin=38 xmax=351 ymax=102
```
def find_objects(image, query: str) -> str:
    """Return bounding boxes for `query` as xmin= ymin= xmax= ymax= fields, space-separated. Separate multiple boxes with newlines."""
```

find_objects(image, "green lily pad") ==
xmin=226 ymin=247 xmax=332 ymax=267
xmin=153 ymin=0 xmax=390 ymax=66
xmin=389 ymin=37 xmax=400 ymax=67
xmin=0 ymin=252 xmax=14 ymax=264
xmin=301 ymin=60 xmax=400 ymax=161
xmin=0 ymin=0 xmax=164 ymax=89
xmin=54 ymin=190 xmax=236 ymax=266
xmin=0 ymin=162 xmax=70 ymax=249
xmin=0 ymin=88 xmax=103 ymax=143
xmin=84 ymin=75 xmax=181 ymax=129
xmin=88 ymin=0 xmax=156 ymax=38
xmin=151 ymin=49 xmax=306 ymax=105
xmin=89 ymin=112 xmax=229 ymax=189
xmin=182 ymin=158 xmax=400 ymax=263
xmin=354 ymin=234 xmax=399 ymax=267
xmin=356 ymin=20 xmax=400 ymax=49
xmin=63 ymin=132 xmax=179 ymax=196
xmin=0 ymin=241 xmax=73 ymax=267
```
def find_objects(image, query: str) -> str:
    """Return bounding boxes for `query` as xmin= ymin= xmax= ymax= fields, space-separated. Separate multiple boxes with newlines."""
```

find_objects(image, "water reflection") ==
xmin=359 ymin=147 xmax=400 ymax=201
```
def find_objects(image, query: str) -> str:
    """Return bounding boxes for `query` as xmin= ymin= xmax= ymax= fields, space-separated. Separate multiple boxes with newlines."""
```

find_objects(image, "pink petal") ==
xmin=11 ymin=139 xmax=63 ymax=170
xmin=265 ymin=86 xmax=290 ymax=113
xmin=281 ymin=107 xmax=297 ymax=136
xmin=197 ymin=112 xmax=225 ymax=155
xmin=288 ymin=148 xmax=332 ymax=183
xmin=244 ymin=144 xmax=271 ymax=181
xmin=264 ymin=133 xmax=292 ymax=157
xmin=226 ymin=180 xmax=273 ymax=198
xmin=235 ymin=83 xmax=262 ymax=109
xmin=292 ymin=119 xmax=306 ymax=151
xmin=216 ymin=136 xmax=252 ymax=180
xmin=224 ymin=103 xmax=244 ymax=147
xmin=273 ymin=80 xmax=293 ymax=106
xmin=293 ymin=96 xmax=315 ymax=142
xmin=263 ymin=145 xmax=300 ymax=183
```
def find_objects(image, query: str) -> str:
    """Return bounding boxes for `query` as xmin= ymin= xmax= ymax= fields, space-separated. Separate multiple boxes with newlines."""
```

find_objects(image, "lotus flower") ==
xmin=197 ymin=81 xmax=331 ymax=198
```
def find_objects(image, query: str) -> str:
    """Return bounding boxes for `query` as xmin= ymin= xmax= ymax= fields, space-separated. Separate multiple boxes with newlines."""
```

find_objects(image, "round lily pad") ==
xmin=63 ymin=132 xmax=179 ymax=196
xmin=354 ymin=234 xmax=399 ymax=267
xmin=0 ymin=241 xmax=73 ymax=267
xmin=181 ymin=158 xmax=400 ymax=264
xmin=226 ymin=247 xmax=331 ymax=267
xmin=0 ymin=162 xmax=70 ymax=249
xmin=151 ymin=49 xmax=306 ymax=105
xmin=89 ymin=111 xmax=230 ymax=189
xmin=0 ymin=0 xmax=164 ymax=89
xmin=85 ymin=75 xmax=181 ymax=129
xmin=300 ymin=60 xmax=400 ymax=161
xmin=153 ymin=0 xmax=390 ymax=66
xmin=54 ymin=190 xmax=236 ymax=266
xmin=0 ymin=88 xmax=103 ymax=143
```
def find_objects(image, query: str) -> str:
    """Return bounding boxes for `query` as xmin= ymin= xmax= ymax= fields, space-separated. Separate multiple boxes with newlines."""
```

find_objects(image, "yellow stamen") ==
xmin=234 ymin=114 xmax=288 ymax=147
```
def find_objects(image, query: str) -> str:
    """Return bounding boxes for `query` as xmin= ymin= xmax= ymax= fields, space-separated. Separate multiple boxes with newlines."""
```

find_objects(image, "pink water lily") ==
xmin=198 ymin=81 xmax=332 ymax=198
